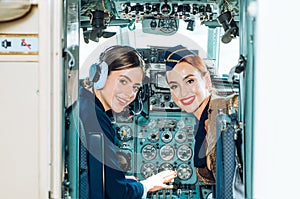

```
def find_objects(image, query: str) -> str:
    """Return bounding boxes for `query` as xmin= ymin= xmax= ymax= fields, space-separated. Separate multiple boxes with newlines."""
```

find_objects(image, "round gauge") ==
xmin=117 ymin=151 xmax=131 ymax=172
xmin=160 ymin=3 xmax=173 ymax=16
xmin=161 ymin=131 xmax=173 ymax=143
xmin=177 ymin=119 xmax=186 ymax=129
xmin=175 ymin=131 xmax=187 ymax=143
xmin=148 ymin=131 xmax=160 ymax=142
xmin=141 ymin=162 xmax=156 ymax=179
xmin=177 ymin=163 xmax=193 ymax=180
xmin=158 ymin=19 xmax=177 ymax=34
xmin=177 ymin=145 xmax=193 ymax=162
xmin=142 ymin=144 xmax=157 ymax=161
xmin=159 ymin=145 xmax=175 ymax=161
xmin=159 ymin=163 xmax=174 ymax=172
xmin=117 ymin=125 xmax=133 ymax=142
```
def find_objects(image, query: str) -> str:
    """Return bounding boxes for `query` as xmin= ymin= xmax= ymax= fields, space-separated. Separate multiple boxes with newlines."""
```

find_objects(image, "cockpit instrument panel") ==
xmin=123 ymin=113 xmax=198 ymax=185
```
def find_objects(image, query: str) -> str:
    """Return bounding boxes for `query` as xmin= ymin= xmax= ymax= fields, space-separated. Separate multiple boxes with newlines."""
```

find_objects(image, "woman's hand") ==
xmin=141 ymin=170 xmax=177 ymax=192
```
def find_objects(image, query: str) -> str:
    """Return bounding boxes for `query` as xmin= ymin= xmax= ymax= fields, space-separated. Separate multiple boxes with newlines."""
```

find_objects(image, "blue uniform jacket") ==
xmin=194 ymin=102 xmax=209 ymax=168
xmin=79 ymin=87 xmax=144 ymax=199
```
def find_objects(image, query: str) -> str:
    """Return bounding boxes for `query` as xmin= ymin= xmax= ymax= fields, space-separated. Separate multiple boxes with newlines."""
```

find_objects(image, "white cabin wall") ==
xmin=0 ymin=1 xmax=63 ymax=198
xmin=254 ymin=0 xmax=300 ymax=198
xmin=0 ymin=6 xmax=41 ymax=199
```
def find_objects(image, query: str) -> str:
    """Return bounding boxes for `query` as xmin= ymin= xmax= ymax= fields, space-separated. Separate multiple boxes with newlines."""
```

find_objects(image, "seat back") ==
xmin=216 ymin=108 xmax=244 ymax=199
xmin=79 ymin=112 xmax=105 ymax=199
xmin=86 ymin=131 xmax=105 ymax=199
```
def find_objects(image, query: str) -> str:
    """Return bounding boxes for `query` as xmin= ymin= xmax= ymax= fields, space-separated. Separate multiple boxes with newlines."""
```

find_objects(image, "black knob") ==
xmin=150 ymin=99 xmax=156 ymax=105
xmin=164 ymin=95 xmax=170 ymax=101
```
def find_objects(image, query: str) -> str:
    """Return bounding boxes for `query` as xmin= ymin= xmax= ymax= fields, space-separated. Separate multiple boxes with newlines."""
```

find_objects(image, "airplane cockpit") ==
xmin=63 ymin=0 xmax=251 ymax=199
xmin=0 ymin=0 xmax=256 ymax=199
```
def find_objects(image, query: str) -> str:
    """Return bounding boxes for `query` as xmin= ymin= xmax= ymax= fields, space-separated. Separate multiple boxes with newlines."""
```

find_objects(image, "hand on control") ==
xmin=141 ymin=170 xmax=177 ymax=192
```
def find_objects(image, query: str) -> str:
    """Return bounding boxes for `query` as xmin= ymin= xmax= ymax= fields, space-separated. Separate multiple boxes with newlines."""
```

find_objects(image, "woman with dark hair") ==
xmin=80 ymin=45 xmax=176 ymax=199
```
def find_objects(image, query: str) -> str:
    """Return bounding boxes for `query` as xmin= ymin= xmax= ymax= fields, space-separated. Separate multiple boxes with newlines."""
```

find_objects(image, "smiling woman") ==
xmin=166 ymin=60 xmax=211 ymax=116
xmin=164 ymin=45 xmax=236 ymax=186
xmin=79 ymin=45 xmax=177 ymax=199
xmin=82 ymin=45 xmax=145 ymax=112
xmin=165 ymin=45 xmax=212 ymax=120
xmin=94 ymin=67 xmax=143 ymax=113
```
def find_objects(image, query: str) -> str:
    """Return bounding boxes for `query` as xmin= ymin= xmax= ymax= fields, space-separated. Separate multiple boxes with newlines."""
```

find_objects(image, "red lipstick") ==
xmin=180 ymin=96 xmax=195 ymax=106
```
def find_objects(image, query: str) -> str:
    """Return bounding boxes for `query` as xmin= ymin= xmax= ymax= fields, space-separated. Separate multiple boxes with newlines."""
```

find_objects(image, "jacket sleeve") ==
xmin=79 ymin=90 xmax=145 ymax=199
xmin=102 ymin=139 xmax=144 ymax=199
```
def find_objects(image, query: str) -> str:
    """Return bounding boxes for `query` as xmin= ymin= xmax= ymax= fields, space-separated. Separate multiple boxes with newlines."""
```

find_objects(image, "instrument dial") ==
xmin=160 ymin=3 xmax=172 ymax=16
xmin=177 ymin=145 xmax=193 ymax=162
xmin=148 ymin=131 xmax=160 ymax=142
xmin=158 ymin=19 xmax=177 ymax=34
xmin=117 ymin=125 xmax=133 ymax=142
xmin=177 ymin=163 xmax=193 ymax=180
xmin=159 ymin=144 xmax=175 ymax=161
xmin=175 ymin=131 xmax=187 ymax=143
xmin=117 ymin=151 xmax=131 ymax=172
xmin=141 ymin=162 xmax=156 ymax=179
xmin=142 ymin=144 xmax=157 ymax=161
xmin=161 ymin=131 xmax=173 ymax=143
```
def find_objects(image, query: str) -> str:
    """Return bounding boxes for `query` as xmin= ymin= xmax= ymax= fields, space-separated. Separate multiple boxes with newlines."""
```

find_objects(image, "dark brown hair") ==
xmin=101 ymin=45 xmax=145 ymax=74
xmin=83 ymin=45 xmax=145 ymax=89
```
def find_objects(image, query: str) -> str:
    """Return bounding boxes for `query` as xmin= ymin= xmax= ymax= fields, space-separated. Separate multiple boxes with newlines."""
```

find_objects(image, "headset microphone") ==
xmin=131 ymin=89 xmax=143 ymax=116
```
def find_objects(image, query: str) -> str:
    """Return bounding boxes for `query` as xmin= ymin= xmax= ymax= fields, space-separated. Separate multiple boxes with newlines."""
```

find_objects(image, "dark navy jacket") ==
xmin=194 ymin=102 xmax=209 ymax=168
xmin=79 ymin=87 xmax=144 ymax=199
xmin=193 ymin=99 xmax=216 ymax=184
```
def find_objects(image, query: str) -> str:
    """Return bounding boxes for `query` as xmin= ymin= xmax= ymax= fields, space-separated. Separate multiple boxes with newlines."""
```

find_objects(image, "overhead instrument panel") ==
xmin=80 ymin=0 xmax=240 ymax=42
xmin=112 ymin=1 xmax=218 ymax=35
xmin=113 ymin=1 xmax=218 ymax=21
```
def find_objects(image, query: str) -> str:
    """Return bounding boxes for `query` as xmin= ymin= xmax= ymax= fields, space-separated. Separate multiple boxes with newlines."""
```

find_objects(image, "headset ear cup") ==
xmin=89 ymin=64 xmax=100 ymax=82
xmin=94 ymin=61 xmax=108 ymax=89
